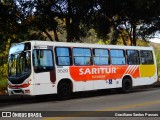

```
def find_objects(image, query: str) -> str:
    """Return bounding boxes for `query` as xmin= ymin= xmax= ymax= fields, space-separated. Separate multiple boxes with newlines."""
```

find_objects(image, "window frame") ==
xmin=140 ymin=50 xmax=154 ymax=65
xmin=126 ymin=49 xmax=140 ymax=65
xmin=93 ymin=48 xmax=109 ymax=65
xmin=33 ymin=49 xmax=54 ymax=73
xmin=55 ymin=47 xmax=72 ymax=66
xmin=72 ymin=47 xmax=92 ymax=66
xmin=110 ymin=49 xmax=126 ymax=65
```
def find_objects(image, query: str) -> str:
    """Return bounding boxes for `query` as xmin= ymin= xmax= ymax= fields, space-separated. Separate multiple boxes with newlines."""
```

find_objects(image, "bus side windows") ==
xmin=73 ymin=48 xmax=92 ymax=66
xmin=140 ymin=50 xmax=154 ymax=64
xmin=110 ymin=49 xmax=126 ymax=65
xmin=127 ymin=50 xmax=140 ymax=65
xmin=55 ymin=47 xmax=72 ymax=66
xmin=93 ymin=49 xmax=109 ymax=65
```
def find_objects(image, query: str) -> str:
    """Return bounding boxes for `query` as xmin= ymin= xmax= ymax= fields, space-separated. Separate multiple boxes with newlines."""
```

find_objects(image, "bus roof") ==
xmin=22 ymin=40 xmax=153 ymax=50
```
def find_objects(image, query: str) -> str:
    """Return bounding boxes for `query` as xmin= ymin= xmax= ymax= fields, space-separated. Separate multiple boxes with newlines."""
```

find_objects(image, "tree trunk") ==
xmin=43 ymin=30 xmax=54 ymax=41
xmin=132 ymin=23 xmax=136 ymax=46
xmin=53 ymin=29 xmax=59 ymax=42
xmin=66 ymin=0 xmax=73 ymax=42
xmin=121 ymin=34 xmax=127 ymax=46
xmin=111 ymin=30 xmax=118 ymax=45
xmin=111 ymin=24 xmax=118 ymax=45
xmin=124 ymin=22 xmax=132 ymax=46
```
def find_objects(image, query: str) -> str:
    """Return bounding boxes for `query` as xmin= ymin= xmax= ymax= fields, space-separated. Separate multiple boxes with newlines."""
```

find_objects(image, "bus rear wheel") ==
xmin=121 ymin=78 xmax=132 ymax=93
xmin=57 ymin=82 xmax=72 ymax=100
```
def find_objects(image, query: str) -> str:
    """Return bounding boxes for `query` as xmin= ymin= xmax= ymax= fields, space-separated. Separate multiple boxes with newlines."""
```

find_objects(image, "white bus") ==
xmin=8 ymin=40 xmax=158 ymax=99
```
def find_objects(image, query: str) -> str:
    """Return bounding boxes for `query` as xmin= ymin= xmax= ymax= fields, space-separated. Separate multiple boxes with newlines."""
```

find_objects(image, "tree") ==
xmin=1 ymin=0 xmax=160 ymax=45
xmin=139 ymin=0 xmax=160 ymax=39
xmin=16 ymin=0 xmax=60 ymax=41
xmin=0 ymin=1 xmax=20 ymax=42
xmin=96 ymin=0 xmax=160 ymax=46
xmin=64 ymin=0 xmax=97 ymax=42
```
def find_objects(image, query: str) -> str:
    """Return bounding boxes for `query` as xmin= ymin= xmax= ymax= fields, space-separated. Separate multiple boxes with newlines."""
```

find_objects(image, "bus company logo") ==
xmin=70 ymin=66 xmax=119 ymax=81
xmin=79 ymin=67 xmax=117 ymax=79
xmin=2 ymin=112 xmax=11 ymax=117
xmin=70 ymin=65 xmax=140 ymax=81
xmin=79 ymin=67 xmax=116 ymax=75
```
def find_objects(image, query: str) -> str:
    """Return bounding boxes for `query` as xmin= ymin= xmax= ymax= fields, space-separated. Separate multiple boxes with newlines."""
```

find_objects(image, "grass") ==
xmin=0 ymin=77 xmax=8 ymax=95
xmin=158 ymin=67 xmax=160 ymax=81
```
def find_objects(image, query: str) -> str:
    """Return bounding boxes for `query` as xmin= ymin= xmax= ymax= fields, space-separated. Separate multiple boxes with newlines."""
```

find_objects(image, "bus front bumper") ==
xmin=8 ymin=88 xmax=32 ymax=96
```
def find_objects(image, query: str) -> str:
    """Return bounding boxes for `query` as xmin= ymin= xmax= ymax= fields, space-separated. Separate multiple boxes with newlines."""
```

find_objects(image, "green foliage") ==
xmin=97 ymin=40 xmax=110 ymax=45
xmin=0 ymin=77 xmax=7 ymax=94
xmin=149 ymin=43 xmax=160 ymax=79
xmin=0 ymin=39 xmax=9 ymax=94
xmin=156 ymin=51 xmax=160 ymax=65
xmin=158 ymin=67 xmax=160 ymax=79
xmin=0 ymin=39 xmax=10 ymax=76
xmin=154 ymin=45 xmax=160 ymax=78
xmin=1 ymin=0 xmax=160 ymax=43
xmin=136 ymin=40 xmax=149 ymax=46
xmin=0 ymin=63 xmax=8 ymax=77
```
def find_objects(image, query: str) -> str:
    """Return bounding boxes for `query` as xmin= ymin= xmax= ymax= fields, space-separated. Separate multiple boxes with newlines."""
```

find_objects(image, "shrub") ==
xmin=0 ymin=77 xmax=8 ymax=94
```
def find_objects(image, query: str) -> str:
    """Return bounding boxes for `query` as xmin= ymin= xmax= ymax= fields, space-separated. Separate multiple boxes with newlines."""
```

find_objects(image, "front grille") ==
xmin=13 ymin=90 xmax=23 ymax=93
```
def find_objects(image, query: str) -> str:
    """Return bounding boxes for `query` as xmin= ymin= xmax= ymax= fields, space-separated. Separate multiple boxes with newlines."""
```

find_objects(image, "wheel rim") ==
xmin=59 ymin=83 xmax=71 ymax=99
xmin=124 ymin=81 xmax=131 ymax=90
xmin=61 ymin=86 xmax=69 ymax=96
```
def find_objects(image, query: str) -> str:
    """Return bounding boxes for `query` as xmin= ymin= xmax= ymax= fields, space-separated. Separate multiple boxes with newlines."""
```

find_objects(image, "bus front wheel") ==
xmin=57 ymin=82 xmax=72 ymax=100
xmin=121 ymin=78 xmax=132 ymax=93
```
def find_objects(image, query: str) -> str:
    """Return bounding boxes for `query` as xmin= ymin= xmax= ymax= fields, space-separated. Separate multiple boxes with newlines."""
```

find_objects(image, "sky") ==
xmin=149 ymin=32 xmax=160 ymax=43
xmin=150 ymin=38 xmax=160 ymax=43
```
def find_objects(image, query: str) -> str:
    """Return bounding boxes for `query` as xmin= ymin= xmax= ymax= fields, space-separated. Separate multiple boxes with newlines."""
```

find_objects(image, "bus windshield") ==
xmin=8 ymin=51 xmax=31 ymax=77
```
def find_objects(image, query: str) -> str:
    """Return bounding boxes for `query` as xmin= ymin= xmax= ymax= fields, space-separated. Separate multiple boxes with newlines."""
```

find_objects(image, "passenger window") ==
xmin=93 ymin=49 xmax=109 ymax=65
xmin=55 ymin=47 xmax=72 ymax=66
xmin=73 ymin=48 xmax=92 ymax=66
xmin=140 ymin=50 xmax=154 ymax=64
xmin=127 ymin=50 xmax=140 ymax=65
xmin=110 ymin=49 xmax=126 ymax=65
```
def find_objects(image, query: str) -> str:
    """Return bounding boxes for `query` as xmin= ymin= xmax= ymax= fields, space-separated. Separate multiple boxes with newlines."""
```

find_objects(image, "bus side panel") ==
xmin=140 ymin=65 xmax=156 ymax=77
xmin=132 ymin=76 xmax=157 ymax=86
xmin=33 ymin=72 xmax=56 ymax=95
xmin=93 ymin=79 xmax=122 ymax=90
xmin=56 ymin=66 xmax=94 ymax=92
xmin=132 ymin=64 xmax=157 ymax=86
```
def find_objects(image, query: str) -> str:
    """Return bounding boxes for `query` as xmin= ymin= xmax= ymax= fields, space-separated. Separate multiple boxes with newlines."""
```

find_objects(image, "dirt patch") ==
xmin=154 ymin=80 xmax=160 ymax=86
xmin=0 ymin=91 xmax=7 ymax=95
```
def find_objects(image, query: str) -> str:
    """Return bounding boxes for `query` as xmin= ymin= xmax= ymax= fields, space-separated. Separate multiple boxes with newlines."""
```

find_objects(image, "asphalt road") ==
xmin=0 ymin=87 xmax=160 ymax=120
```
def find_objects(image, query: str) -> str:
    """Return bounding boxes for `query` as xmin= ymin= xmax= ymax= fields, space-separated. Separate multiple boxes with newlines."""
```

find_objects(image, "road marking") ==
xmin=100 ymin=100 xmax=160 ymax=111
xmin=43 ymin=100 xmax=160 ymax=120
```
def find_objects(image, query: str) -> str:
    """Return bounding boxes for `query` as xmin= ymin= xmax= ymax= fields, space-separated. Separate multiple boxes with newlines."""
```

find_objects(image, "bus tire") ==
xmin=121 ymin=78 xmax=132 ymax=93
xmin=57 ymin=82 xmax=72 ymax=100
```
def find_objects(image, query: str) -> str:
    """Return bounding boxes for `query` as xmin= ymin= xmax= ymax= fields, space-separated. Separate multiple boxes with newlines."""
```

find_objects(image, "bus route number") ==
xmin=57 ymin=69 xmax=68 ymax=73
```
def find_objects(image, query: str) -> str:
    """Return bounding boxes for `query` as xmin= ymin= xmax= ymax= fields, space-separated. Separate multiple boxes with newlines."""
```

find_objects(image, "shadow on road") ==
xmin=0 ymin=85 xmax=159 ymax=109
